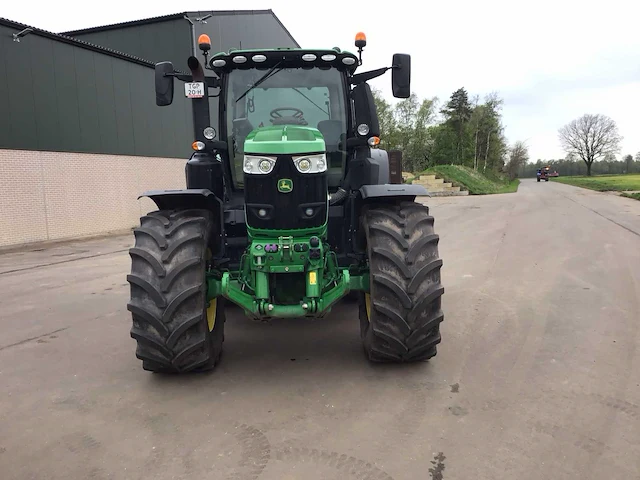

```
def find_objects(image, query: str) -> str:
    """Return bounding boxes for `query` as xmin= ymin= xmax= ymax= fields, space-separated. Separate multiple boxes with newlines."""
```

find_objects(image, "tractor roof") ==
xmin=208 ymin=47 xmax=359 ymax=75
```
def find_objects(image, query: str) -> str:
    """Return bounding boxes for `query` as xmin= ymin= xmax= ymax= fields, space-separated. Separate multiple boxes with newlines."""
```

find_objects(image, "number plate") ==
xmin=184 ymin=82 xmax=205 ymax=98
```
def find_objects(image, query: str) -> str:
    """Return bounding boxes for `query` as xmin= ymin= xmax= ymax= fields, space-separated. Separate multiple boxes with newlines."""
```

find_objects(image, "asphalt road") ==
xmin=1 ymin=179 xmax=639 ymax=480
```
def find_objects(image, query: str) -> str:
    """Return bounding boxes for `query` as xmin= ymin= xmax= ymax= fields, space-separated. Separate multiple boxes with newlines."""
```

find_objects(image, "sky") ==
xmin=4 ymin=0 xmax=640 ymax=162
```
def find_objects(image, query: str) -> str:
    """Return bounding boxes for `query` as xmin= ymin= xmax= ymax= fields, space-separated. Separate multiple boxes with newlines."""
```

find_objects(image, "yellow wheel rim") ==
xmin=204 ymin=247 xmax=216 ymax=332
xmin=206 ymin=298 xmax=217 ymax=331
xmin=365 ymin=293 xmax=372 ymax=322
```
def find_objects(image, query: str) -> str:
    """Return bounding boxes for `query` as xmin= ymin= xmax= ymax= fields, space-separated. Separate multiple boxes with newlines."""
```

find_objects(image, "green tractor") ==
xmin=127 ymin=32 xmax=445 ymax=373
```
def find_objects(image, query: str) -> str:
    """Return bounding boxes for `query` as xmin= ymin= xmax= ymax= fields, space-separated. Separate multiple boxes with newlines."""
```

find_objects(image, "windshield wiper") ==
xmin=292 ymin=87 xmax=329 ymax=116
xmin=235 ymin=61 xmax=283 ymax=103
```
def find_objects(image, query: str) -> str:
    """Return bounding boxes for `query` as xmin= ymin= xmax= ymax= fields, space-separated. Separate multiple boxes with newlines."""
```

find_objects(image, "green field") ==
xmin=551 ymin=174 xmax=640 ymax=192
xmin=409 ymin=165 xmax=519 ymax=195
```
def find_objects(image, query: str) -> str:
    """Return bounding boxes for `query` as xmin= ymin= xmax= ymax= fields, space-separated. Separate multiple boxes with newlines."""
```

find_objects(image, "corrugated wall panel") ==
xmin=110 ymin=57 xmax=136 ymax=154
xmin=193 ymin=12 xmax=299 ymax=55
xmin=0 ymin=24 xmax=193 ymax=158
xmin=3 ymin=32 xmax=37 ymax=148
xmin=69 ymin=19 xmax=193 ymax=73
xmin=93 ymin=55 xmax=120 ymax=154
xmin=0 ymin=36 xmax=10 ymax=144
xmin=73 ymin=47 xmax=102 ymax=152
xmin=69 ymin=12 xmax=299 ymax=74
xmin=52 ymin=40 xmax=83 ymax=150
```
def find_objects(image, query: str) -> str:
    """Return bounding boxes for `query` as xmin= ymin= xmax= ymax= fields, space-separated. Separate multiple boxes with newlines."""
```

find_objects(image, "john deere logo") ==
xmin=278 ymin=178 xmax=293 ymax=193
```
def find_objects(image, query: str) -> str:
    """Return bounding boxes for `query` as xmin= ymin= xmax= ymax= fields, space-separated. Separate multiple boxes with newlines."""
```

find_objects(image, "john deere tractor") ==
xmin=127 ymin=32 xmax=445 ymax=373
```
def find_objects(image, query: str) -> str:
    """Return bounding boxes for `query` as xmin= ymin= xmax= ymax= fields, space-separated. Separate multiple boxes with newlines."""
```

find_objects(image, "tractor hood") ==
xmin=244 ymin=125 xmax=326 ymax=155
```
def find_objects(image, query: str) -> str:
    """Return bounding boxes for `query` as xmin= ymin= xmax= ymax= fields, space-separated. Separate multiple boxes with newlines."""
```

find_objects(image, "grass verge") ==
xmin=551 ymin=174 xmax=640 ymax=192
xmin=621 ymin=192 xmax=640 ymax=201
xmin=409 ymin=165 xmax=519 ymax=195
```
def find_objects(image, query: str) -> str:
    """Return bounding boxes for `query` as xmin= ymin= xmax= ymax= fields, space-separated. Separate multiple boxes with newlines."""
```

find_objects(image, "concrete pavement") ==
xmin=1 ymin=178 xmax=639 ymax=479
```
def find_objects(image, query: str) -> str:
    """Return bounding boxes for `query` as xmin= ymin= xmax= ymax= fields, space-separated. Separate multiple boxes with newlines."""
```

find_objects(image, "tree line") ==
xmin=520 ymin=153 xmax=640 ymax=178
xmin=372 ymin=87 xmax=525 ymax=175
xmin=373 ymin=88 xmax=632 ymax=179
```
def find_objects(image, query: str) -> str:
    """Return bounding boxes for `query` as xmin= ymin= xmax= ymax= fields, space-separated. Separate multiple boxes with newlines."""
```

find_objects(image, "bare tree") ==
xmin=505 ymin=140 xmax=529 ymax=180
xmin=558 ymin=114 xmax=623 ymax=176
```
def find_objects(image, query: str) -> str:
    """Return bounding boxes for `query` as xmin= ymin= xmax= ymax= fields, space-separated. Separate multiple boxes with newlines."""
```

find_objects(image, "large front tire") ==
xmin=359 ymin=201 xmax=444 ymax=362
xmin=127 ymin=209 xmax=225 ymax=373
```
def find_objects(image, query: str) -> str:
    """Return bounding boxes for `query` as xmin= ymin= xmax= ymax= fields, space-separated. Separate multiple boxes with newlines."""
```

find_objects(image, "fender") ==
xmin=138 ymin=189 xmax=225 ymax=255
xmin=359 ymin=184 xmax=429 ymax=202
xmin=349 ymin=183 xmax=430 ymax=255
xmin=138 ymin=188 xmax=223 ymax=212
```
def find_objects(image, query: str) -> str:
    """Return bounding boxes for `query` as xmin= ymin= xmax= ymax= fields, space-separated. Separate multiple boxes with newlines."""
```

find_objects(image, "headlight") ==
xmin=298 ymin=159 xmax=311 ymax=172
xmin=243 ymin=155 xmax=276 ymax=175
xmin=292 ymin=154 xmax=327 ymax=174
xmin=203 ymin=126 xmax=216 ymax=140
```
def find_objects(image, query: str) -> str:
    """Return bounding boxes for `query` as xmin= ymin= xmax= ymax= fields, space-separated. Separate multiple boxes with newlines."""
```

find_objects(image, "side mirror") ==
xmin=155 ymin=61 xmax=175 ymax=106
xmin=391 ymin=53 xmax=411 ymax=99
xmin=352 ymin=83 xmax=380 ymax=139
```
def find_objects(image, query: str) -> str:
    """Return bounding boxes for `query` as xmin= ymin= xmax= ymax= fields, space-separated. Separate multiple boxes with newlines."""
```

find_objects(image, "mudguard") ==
xmin=138 ymin=188 xmax=222 ymax=212
xmin=138 ymin=188 xmax=225 ymax=256
xmin=359 ymin=184 xmax=429 ymax=201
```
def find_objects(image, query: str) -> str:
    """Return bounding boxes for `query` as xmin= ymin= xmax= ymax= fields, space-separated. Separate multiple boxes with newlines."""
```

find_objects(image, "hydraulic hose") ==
xmin=329 ymin=187 xmax=348 ymax=206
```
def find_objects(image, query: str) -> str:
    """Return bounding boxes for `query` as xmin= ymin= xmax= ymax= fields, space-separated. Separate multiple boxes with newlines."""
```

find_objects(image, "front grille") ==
xmin=245 ymin=155 xmax=328 ymax=230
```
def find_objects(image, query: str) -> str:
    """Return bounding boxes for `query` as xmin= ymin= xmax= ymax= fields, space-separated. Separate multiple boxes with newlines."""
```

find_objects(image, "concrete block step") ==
xmin=414 ymin=179 xmax=445 ymax=186
xmin=423 ymin=183 xmax=455 ymax=191
xmin=419 ymin=174 xmax=436 ymax=181
xmin=413 ymin=180 xmax=442 ymax=189
xmin=412 ymin=176 xmax=467 ymax=195
xmin=421 ymin=190 xmax=469 ymax=197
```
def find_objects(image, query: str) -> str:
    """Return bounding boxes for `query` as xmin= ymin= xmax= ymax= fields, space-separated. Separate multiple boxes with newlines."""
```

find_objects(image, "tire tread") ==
xmin=127 ymin=209 xmax=224 ymax=373
xmin=360 ymin=201 xmax=445 ymax=362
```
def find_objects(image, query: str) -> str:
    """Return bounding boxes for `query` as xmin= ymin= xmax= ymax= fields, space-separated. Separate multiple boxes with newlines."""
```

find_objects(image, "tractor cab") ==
xmin=154 ymin=34 xmax=410 ymax=195
xmin=216 ymin=49 xmax=353 ymax=190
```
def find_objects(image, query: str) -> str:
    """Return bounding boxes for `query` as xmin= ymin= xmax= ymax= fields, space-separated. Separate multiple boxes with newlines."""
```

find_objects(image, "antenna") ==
xmin=12 ymin=27 xmax=33 ymax=42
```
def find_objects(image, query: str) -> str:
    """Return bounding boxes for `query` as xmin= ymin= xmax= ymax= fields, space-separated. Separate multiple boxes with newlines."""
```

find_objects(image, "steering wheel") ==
xmin=270 ymin=107 xmax=305 ymax=120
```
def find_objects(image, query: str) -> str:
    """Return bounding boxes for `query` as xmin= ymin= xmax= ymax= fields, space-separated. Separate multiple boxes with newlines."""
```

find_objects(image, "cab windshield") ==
xmin=225 ymin=66 xmax=347 ymax=188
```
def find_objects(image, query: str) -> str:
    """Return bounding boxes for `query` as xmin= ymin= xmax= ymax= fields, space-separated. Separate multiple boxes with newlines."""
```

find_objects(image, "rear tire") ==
xmin=127 ymin=209 xmax=225 ymax=373
xmin=358 ymin=201 xmax=444 ymax=362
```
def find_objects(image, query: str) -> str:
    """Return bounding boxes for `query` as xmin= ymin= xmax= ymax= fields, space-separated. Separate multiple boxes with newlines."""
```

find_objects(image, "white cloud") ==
xmin=5 ymin=0 xmax=639 ymax=160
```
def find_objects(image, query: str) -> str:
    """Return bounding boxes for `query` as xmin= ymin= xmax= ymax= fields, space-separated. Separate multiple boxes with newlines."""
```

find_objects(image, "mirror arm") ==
xmin=344 ymin=137 xmax=368 ymax=149
xmin=163 ymin=72 xmax=220 ymax=89
xmin=164 ymin=72 xmax=193 ymax=82
xmin=350 ymin=67 xmax=391 ymax=85
xmin=206 ymin=77 xmax=221 ymax=89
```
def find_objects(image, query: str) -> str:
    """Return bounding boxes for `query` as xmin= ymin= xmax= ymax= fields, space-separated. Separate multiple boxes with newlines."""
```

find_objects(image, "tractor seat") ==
xmin=317 ymin=120 xmax=344 ymax=152
xmin=233 ymin=118 xmax=255 ymax=153
xmin=317 ymin=120 xmax=346 ymax=187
